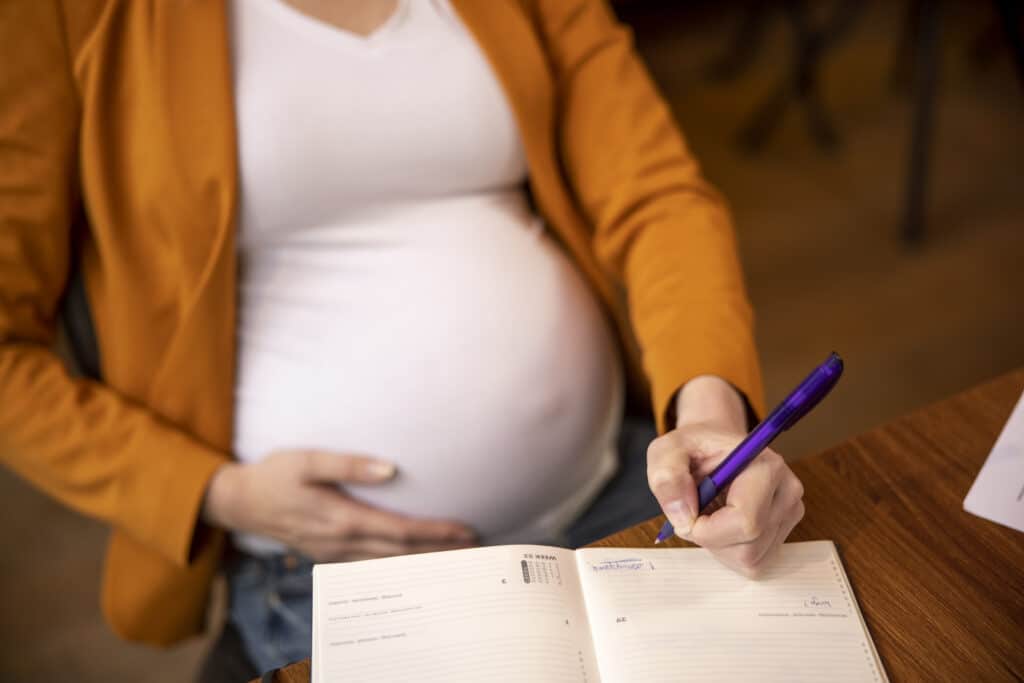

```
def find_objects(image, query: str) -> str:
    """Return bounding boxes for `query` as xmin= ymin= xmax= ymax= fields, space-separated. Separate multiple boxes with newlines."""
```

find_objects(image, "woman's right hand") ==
xmin=201 ymin=450 xmax=477 ymax=562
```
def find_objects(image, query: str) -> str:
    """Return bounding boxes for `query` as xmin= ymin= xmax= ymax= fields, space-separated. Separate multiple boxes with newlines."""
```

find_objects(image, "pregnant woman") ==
xmin=0 ymin=0 xmax=806 ymax=680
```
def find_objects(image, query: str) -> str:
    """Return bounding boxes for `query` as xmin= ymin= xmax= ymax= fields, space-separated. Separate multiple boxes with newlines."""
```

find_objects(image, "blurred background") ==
xmin=1 ymin=0 xmax=1021 ymax=680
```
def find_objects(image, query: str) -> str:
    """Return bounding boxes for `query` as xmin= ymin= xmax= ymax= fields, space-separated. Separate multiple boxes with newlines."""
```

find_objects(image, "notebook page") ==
xmin=575 ymin=541 xmax=887 ymax=682
xmin=312 ymin=545 xmax=600 ymax=683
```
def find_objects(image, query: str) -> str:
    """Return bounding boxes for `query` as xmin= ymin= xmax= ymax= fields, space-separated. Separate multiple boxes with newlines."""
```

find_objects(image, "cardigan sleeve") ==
xmin=0 ymin=0 xmax=226 ymax=568
xmin=532 ymin=0 xmax=765 ymax=431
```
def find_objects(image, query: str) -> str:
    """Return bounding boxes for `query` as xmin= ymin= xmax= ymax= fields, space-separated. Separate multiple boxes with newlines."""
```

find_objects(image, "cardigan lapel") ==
xmin=449 ymin=0 xmax=557 ymax=179
xmin=449 ymin=0 xmax=616 ymax=307
xmin=143 ymin=0 xmax=239 ymax=448
xmin=150 ymin=0 xmax=239 ymax=308
xmin=449 ymin=1 xmax=563 ymax=217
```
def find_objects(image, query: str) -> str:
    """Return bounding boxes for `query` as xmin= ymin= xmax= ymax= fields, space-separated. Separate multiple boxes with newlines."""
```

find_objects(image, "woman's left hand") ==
xmin=646 ymin=376 xmax=805 ymax=577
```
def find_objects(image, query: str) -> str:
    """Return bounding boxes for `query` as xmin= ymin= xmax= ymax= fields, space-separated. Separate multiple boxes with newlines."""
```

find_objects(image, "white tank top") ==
xmin=229 ymin=0 xmax=623 ymax=553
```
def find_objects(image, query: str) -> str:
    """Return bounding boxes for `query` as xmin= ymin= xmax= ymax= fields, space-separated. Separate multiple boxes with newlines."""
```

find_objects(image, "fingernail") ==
xmin=368 ymin=462 xmax=396 ymax=479
xmin=665 ymin=500 xmax=694 ymax=535
xmin=456 ymin=529 xmax=476 ymax=541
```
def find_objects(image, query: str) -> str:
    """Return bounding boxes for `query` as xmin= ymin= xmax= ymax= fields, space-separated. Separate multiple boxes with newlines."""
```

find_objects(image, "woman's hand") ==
xmin=647 ymin=376 xmax=805 ymax=577
xmin=202 ymin=450 xmax=477 ymax=562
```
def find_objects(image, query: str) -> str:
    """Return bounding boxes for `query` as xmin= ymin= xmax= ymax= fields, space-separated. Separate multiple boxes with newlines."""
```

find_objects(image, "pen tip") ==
xmin=653 ymin=537 xmax=662 ymax=545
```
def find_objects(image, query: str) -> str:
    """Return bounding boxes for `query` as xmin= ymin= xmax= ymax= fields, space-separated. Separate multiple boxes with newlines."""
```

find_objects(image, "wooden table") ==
xmin=256 ymin=369 xmax=1024 ymax=682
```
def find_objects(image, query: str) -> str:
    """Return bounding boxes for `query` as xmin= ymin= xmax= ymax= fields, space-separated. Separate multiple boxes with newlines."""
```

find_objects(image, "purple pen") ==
xmin=654 ymin=352 xmax=844 ymax=544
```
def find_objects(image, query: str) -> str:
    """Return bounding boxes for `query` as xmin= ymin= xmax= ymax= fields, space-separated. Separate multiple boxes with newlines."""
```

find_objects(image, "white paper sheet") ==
xmin=575 ymin=542 xmax=887 ymax=682
xmin=964 ymin=390 xmax=1024 ymax=533
xmin=312 ymin=545 xmax=599 ymax=683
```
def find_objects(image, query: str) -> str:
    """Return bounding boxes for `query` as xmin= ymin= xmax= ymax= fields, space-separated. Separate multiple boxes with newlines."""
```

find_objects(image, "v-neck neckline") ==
xmin=263 ymin=0 xmax=410 ymax=52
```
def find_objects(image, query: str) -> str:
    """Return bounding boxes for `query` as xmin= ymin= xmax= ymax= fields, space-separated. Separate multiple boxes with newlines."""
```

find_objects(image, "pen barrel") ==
xmin=697 ymin=478 xmax=719 ymax=512
xmin=699 ymin=353 xmax=844 ymax=517
xmin=707 ymin=426 xmax=778 ymax=491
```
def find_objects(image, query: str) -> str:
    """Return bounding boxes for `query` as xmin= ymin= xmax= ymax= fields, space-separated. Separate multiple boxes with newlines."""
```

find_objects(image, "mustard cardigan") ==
xmin=0 ymin=0 xmax=762 ymax=644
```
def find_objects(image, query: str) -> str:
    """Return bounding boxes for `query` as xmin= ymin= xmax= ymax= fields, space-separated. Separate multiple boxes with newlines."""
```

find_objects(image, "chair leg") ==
xmin=735 ymin=0 xmax=860 ymax=154
xmin=902 ymin=0 xmax=943 ymax=245
xmin=705 ymin=1 xmax=770 ymax=82
xmin=993 ymin=0 xmax=1024 ymax=90
xmin=736 ymin=0 xmax=808 ymax=153
xmin=891 ymin=0 xmax=924 ymax=91
xmin=737 ymin=78 xmax=797 ymax=153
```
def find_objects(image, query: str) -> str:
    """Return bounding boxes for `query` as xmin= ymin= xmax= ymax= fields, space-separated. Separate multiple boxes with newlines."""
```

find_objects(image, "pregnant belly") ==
xmin=233 ymin=193 xmax=622 ymax=542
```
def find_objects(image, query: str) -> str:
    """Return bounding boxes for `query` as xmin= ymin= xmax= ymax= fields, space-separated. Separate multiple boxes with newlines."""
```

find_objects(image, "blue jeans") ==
xmin=228 ymin=553 xmax=316 ymax=674
xmin=227 ymin=417 xmax=662 ymax=675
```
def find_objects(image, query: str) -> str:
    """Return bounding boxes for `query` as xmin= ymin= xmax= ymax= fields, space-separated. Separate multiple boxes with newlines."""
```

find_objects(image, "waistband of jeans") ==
xmin=227 ymin=543 xmax=314 ymax=575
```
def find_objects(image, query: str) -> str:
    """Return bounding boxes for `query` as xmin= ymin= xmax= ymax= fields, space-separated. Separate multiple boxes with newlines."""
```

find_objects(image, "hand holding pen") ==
xmin=646 ymin=354 xmax=843 ymax=576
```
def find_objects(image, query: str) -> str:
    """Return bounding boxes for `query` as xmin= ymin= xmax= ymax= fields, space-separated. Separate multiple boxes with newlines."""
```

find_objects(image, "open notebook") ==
xmin=312 ymin=540 xmax=887 ymax=682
